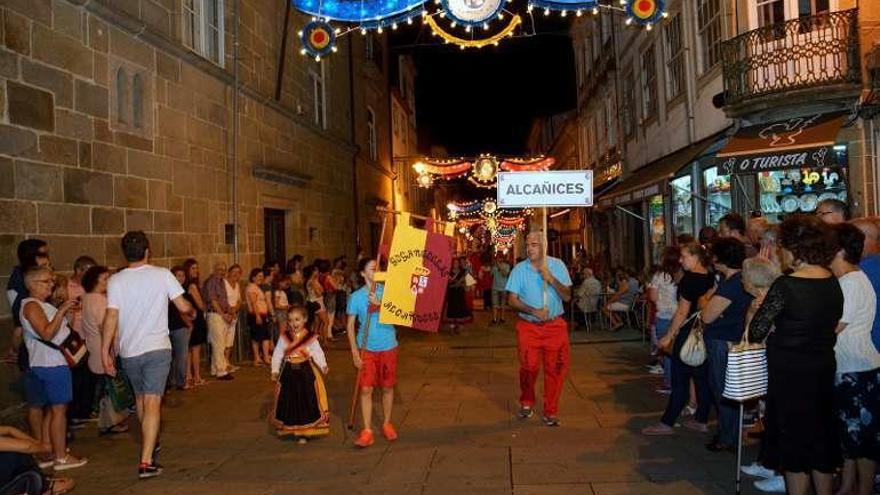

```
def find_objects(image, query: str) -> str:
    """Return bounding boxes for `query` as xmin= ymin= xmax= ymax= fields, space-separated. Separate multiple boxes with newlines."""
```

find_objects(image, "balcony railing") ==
xmin=721 ymin=9 xmax=860 ymax=107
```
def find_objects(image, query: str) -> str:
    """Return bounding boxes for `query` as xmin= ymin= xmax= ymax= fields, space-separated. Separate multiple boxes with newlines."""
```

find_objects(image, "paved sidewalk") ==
xmin=40 ymin=315 xmax=762 ymax=494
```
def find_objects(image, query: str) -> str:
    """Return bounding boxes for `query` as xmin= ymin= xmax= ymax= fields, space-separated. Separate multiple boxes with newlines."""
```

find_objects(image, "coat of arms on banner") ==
xmin=379 ymin=213 xmax=454 ymax=332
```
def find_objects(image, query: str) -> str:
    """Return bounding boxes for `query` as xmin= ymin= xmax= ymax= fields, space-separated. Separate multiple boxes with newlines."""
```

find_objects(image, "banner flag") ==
xmin=378 ymin=213 xmax=453 ymax=332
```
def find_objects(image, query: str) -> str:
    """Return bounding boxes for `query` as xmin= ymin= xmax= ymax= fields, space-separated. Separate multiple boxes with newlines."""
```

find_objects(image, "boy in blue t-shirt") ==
xmin=346 ymin=258 xmax=398 ymax=448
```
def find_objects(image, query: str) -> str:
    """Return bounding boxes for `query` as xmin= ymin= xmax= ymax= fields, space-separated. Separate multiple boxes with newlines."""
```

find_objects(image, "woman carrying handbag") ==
xmin=642 ymin=242 xmax=714 ymax=436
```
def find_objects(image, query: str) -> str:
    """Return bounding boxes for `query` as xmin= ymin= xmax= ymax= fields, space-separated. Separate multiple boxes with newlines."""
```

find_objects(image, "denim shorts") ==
xmin=25 ymin=366 xmax=72 ymax=407
xmin=121 ymin=349 xmax=172 ymax=396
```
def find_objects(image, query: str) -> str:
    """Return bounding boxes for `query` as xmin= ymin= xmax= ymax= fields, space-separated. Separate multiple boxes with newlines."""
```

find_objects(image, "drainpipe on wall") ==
xmin=231 ymin=0 xmax=240 ymax=263
xmin=348 ymin=38 xmax=361 ymax=251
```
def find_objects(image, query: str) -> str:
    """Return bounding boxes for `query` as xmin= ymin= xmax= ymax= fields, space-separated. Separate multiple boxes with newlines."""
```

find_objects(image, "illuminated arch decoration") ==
xmin=414 ymin=154 xmax=554 ymax=188
xmin=526 ymin=0 xmax=597 ymax=14
xmin=425 ymin=13 xmax=521 ymax=49
xmin=299 ymin=20 xmax=337 ymax=59
xmin=624 ymin=0 xmax=666 ymax=27
xmin=442 ymin=0 xmax=506 ymax=26
xmin=294 ymin=0 xmax=424 ymax=23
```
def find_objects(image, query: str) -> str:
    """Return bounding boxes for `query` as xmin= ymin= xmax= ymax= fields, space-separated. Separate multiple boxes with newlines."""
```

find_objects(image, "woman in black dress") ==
xmin=748 ymin=215 xmax=842 ymax=495
xmin=642 ymin=242 xmax=715 ymax=435
xmin=445 ymin=257 xmax=472 ymax=333
xmin=183 ymin=259 xmax=208 ymax=387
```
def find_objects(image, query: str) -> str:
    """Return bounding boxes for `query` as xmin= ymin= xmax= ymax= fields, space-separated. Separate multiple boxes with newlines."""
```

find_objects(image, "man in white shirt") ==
xmin=101 ymin=231 xmax=194 ymax=480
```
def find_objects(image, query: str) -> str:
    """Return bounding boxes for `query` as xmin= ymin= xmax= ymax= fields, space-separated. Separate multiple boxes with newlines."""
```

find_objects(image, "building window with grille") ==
xmin=696 ymin=0 xmax=722 ymax=74
xmin=181 ymin=0 xmax=225 ymax=66
xmin=132 ymin=74 xmax=144 ymax=128
xmin=664 ymin=13 xmax=685 ymax=101
xmin=310 ymin=66 xmax=326 ymax=129
xmin=115 ymin=68 xmax=128 ymax=124
xmin=757 ymin=0 xmax=785 ymax=27
xmin=640 ymin=45 xmax=658 ymax=121
xmin=367 ymin=107 xmax=377 ymax=161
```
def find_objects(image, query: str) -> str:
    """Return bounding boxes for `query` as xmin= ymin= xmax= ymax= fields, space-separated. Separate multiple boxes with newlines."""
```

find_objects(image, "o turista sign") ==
xmin=497 ymin=170 xmax=593 ymax=208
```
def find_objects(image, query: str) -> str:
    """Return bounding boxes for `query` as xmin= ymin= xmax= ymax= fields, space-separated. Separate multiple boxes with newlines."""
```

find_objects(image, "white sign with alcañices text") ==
xmin=497 ymin=170 xmax=593 ymax=207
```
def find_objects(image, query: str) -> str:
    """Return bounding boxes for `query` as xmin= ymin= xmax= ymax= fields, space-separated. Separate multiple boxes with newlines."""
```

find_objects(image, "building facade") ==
xmin=0 ymin=0 xmax=395 ymax=347
xmin=572 ymin=0 xmax=879 ymax=274
xmin=391 ymin=54 xmax=431 ymax=218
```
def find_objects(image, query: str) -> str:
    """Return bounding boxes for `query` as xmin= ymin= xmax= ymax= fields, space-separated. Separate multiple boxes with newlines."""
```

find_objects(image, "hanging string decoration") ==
xmin=414 ymin=155 xmax=554 ymax=188
xmin=425 ymin=13 xmax=521 ymax=49
xmin=299 ymin=20 xmax=338 ymax=60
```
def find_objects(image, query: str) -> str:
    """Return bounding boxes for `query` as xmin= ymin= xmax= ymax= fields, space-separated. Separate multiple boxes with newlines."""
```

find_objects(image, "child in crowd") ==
xmin=270 ymin=305 xmax=330 ymax=443
xmin=245 ymin=269 xmax=273 ymax=367
xmin=273 ymin=276 xmax=292 ymax=340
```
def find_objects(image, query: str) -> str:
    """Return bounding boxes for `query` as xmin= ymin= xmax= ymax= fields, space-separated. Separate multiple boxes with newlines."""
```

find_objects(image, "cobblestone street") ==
xmin=40 ymin=314 xmax=762 ymax=495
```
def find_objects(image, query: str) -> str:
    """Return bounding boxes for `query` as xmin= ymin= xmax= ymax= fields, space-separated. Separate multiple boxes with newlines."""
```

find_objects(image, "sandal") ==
xmin=99 ymin=423 xmax=129 ymax=436
xmin=45 ymin=476 xmax=75 ymax=495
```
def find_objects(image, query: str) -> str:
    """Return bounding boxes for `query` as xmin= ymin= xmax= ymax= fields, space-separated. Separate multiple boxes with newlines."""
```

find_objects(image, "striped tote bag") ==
xmin=722 ymin=333 xmax=767 ymax=402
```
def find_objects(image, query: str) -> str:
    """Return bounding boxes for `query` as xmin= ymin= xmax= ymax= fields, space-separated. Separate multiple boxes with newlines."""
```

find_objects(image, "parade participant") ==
xmin=346 ymin=258 xmax=399 ymax=447
xmin=270 ymin=305 xmax=329 ymax=442
xmin=505 ymin=231 xmax=573 ymax=426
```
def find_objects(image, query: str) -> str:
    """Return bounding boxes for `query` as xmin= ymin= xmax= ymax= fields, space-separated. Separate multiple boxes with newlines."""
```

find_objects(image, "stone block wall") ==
xmin=0 ymin=0 xmax=367 ymax=325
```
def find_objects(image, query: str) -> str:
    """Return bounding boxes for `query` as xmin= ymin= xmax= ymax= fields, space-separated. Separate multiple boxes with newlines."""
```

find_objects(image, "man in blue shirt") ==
xmin=346 ymin=258 xmax=399 ymax=448
xmin=851 ymin=218 xmax=880 ymax=351
xmin=506 ymin=231 xmax=572 ymax=426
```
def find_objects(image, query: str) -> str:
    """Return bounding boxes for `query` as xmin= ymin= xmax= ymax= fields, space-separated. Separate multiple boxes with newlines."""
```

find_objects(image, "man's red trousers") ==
xmin=516 ymin=317 xmax=570 ymax=417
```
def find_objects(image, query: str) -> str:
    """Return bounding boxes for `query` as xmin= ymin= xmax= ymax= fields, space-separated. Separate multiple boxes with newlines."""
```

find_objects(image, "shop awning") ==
xmin=716 ymin=112 xmax=847 ymax=174
xmin=597 ymin=134 xmax=720 ymax=207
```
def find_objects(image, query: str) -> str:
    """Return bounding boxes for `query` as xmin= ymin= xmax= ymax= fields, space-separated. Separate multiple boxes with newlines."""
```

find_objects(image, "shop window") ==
xmin=648 ymin=195 xmax=666 ymax=264
xmin=703 ymin=167 xmax=731 ymax=228
xmin=756 ymin=162 xmax=848 ymax=224
xmin=671 ymin=175 xmax=694 ymax=236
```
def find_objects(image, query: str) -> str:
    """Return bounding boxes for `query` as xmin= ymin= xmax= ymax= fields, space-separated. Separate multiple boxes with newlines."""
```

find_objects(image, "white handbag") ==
xmin=679 ymin=312 xmax=706 ymax=367
xmin=723 ymin=329 xmax=768 ymax=402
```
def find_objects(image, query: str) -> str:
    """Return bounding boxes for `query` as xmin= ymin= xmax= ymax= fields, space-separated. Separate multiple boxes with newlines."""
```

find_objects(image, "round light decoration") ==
xmin=299 ymin=20 xmax=337 ymax=60
xmin=470 ymin=156 xmax=499 ymax=188
xmin=624 ymin=0 xmax=665 ymax=26
xmin=482 ymin=200 xmax=498 ymax=215
xmin=416 ymin=173 xmax=434 ymax=188
xmin=442 ymin=0 xmax=505 ymax=25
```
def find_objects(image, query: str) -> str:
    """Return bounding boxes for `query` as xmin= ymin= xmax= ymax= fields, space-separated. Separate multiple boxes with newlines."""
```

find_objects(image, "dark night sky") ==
xmin=391 ymin=15 xmax=576 ymax=157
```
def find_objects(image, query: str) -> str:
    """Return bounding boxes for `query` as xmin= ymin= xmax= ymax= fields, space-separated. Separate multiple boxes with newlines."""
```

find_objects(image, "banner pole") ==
xmin=377 ymin=206 xmax=454 ymax=225
xmin=347 ymin=211 xmax=390 ymax=431
xmin=543 ymin=206 xmax=548 ymax=311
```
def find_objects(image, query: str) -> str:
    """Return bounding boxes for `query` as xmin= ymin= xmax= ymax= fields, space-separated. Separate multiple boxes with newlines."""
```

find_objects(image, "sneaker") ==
xmin=641 ymin=423 xmax=675 ymax=435
xmin=655 ymin=386 xmax=671 ymax=395
xmin=517 ymin=406 xmax=534 ymax=420
xmin=138 ymin=462 xmax=163 ymax=480
xmin=682 ymin=418 xmax=708 ymax=433
xmin=382 ymin=422 xmax=398 ymax=441
xmin=646 ymin=364 xmax=664 ymax=375
xmin=741 ymin=462 xmax=777 ymax=479
xmin=53 ymin=455 xmax=88 ymax=471
xmin=753 ymin=475 xmax=786 ymax=493
xmin=37 ymin=456 xmax=55 ymax=469
xmin=541 ymin=416 xmax=560 ymax=427
xmin=684 ymin=404 xmax=697 ymax=417
xmin=354 ymin=429 xmax=374 ymax=448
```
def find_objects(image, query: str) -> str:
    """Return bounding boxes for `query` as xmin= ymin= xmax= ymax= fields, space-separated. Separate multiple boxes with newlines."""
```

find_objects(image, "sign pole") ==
xmin=347 ymin=210 xmax=389 ymax=431
xmin=542 ymin=206 xmax=548 ymax=311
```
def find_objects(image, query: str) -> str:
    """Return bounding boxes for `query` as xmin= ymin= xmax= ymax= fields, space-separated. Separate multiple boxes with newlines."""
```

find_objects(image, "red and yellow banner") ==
xmin=378 ymin=213 xmax=454 ymax=332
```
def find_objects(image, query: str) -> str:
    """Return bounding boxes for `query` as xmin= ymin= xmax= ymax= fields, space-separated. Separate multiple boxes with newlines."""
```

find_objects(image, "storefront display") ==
xmin=671 ymin=175 xmax=694 ymax=237
xmin=647 ymin=195 xmax=665 ymax=264
xmin=703 ymin=167 xmax=731 ymax=227
xmin=757 ymin=165 xmax=848 ymax=223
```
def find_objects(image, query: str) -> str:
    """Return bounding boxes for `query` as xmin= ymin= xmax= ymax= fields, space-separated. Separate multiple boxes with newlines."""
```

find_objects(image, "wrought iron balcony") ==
xmin=721 ymin=9 xmax=860 ymax=108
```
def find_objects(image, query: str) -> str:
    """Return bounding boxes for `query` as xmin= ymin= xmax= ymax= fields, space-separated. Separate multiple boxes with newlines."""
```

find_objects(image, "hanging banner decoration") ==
xmin=469 ymin=155 xmax=499 ymax=188
xmin=413 ymin=154 xmax=554 ymax=188
xmin=299 ymin=20 xmax=337 ymax=59
xmin=379 ymin=214 xmax=454 ymax=332
xmin=498 ymin=170 xmax=594 ymax=207
xmin=442 ymin=0 xmax=506 ymax=25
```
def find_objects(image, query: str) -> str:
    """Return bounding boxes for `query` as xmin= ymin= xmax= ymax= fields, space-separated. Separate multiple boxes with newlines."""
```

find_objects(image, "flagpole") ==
xmin=543 ymin=206 xmax=548 ymax=311
xmin=376 ymin=206 xmax=455 ymax=226
xmin=347 ymin=210 xmax=390 ymax=430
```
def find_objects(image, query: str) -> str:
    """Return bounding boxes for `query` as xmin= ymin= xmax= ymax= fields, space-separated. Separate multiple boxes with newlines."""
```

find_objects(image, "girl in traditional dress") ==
xmin=270 ymin=305 xmax=330 ymax=442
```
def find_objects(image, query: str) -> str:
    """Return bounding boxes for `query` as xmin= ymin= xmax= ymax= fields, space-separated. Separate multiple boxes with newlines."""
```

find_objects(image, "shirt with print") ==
xmin=505 ymin=257 xmax=572 ymax=322
xmin=107 ymin=265 xmax=184 ymax=358
xmin=346 ymin=283 xmax=397 ymax=352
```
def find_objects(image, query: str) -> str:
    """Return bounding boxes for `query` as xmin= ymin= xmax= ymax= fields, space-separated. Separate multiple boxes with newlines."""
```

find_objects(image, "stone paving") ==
xmin=36 ymin=314 xmax=763 ymax=494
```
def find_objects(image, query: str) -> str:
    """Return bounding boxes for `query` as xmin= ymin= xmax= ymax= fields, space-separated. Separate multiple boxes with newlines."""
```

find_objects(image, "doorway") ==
xmin=264 ymin=208 xmax=287 ymax=266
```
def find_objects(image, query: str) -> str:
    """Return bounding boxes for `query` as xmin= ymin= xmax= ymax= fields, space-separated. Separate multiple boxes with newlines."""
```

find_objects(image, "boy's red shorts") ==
xmin=359 ymin=347 xmax=399 ymax=389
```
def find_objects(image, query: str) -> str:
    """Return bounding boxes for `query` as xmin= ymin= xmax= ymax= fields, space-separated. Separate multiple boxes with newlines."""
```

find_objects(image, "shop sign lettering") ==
xmin=497 ymin=170 xmax=593 ymax=207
